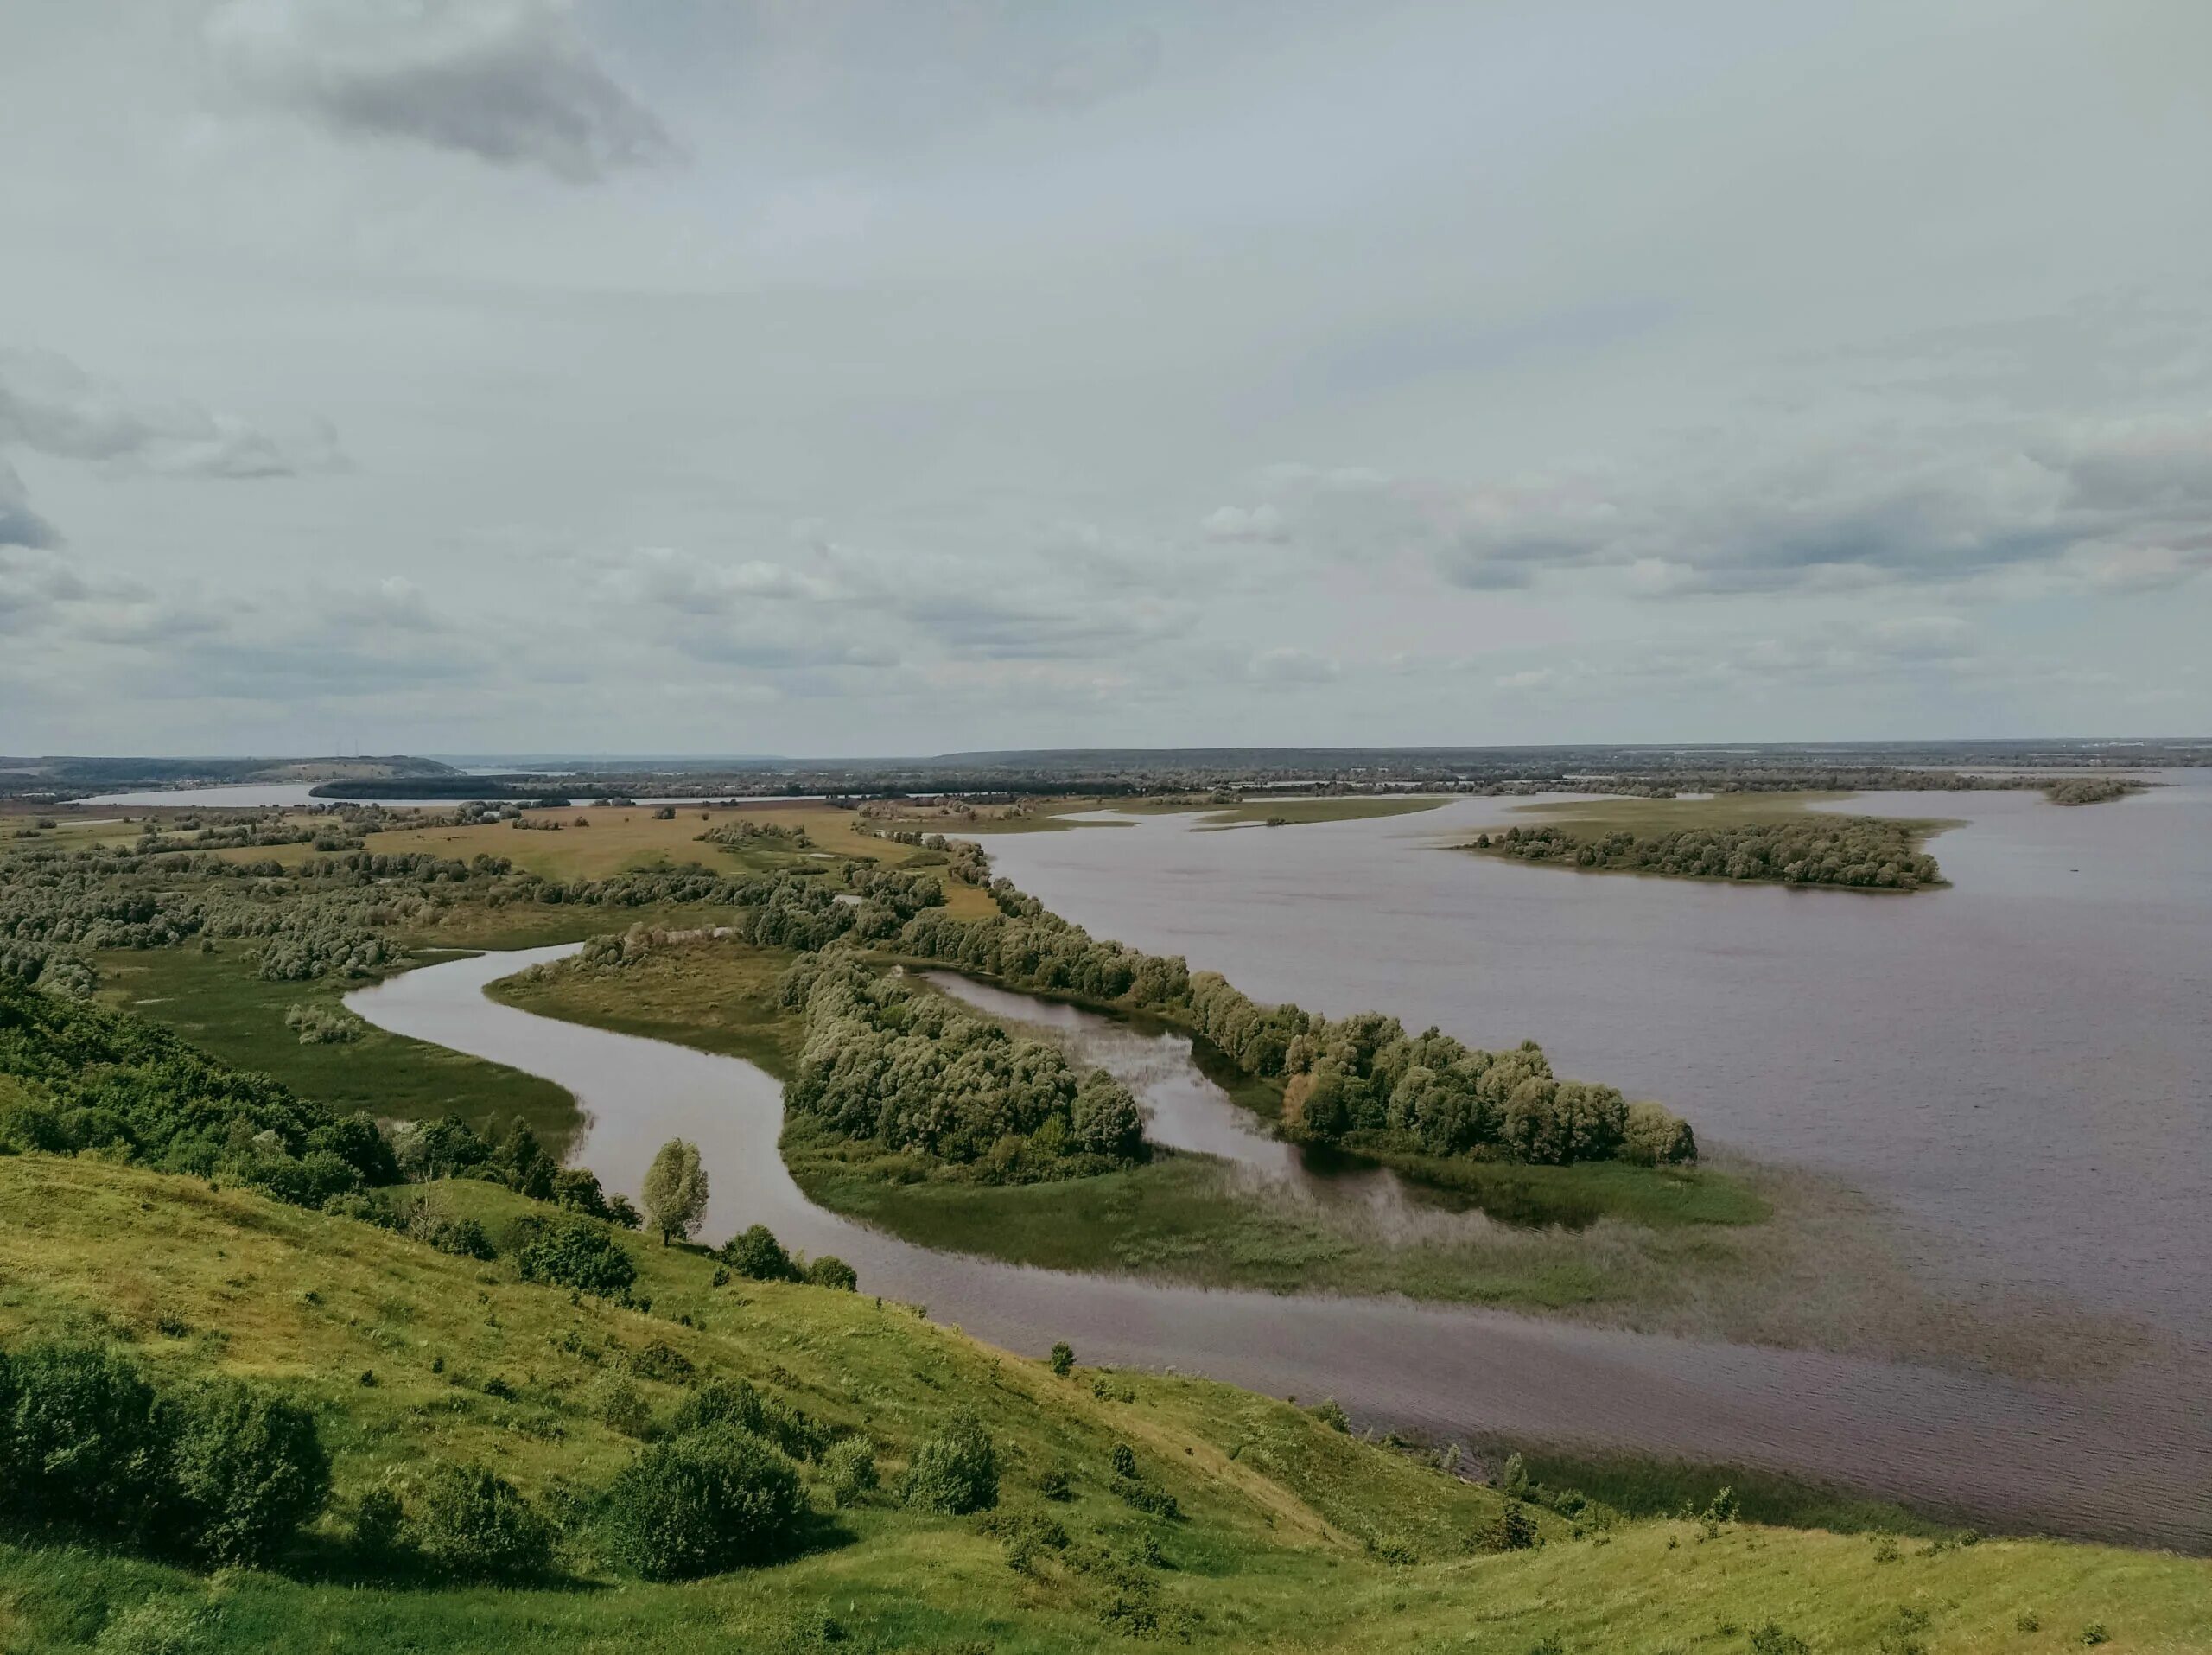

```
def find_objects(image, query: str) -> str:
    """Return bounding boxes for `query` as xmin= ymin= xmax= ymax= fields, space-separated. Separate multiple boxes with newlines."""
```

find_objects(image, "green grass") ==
xmin=92 ymin=946 xmax=580 ymax=1154
xmin=0 ymin=1155 xmax=2202 ymax=1653
xmin=488 ymin=933 xmax=806 ymax=1077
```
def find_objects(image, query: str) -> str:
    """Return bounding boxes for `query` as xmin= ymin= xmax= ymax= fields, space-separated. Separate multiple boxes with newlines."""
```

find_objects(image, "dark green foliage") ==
xmin=1481 ymin=1501 xmax=1539 ymax=1551
xmin=1750 ymin=1625 xmax=1810 ymax=1655
xmin=1475 ymin=816 xmax=1942 ymax=890
xmin=1048 ymin=1341 xmax=1075 ymax=1377
xmin=353 ymin=1486 xmax=405 ymax=1557
xmin=779 ymin=951 xmax=1147 ymax=1183
xmin=1110 ymin=1443 xmax=1137 ymax=1479
xmin=602 ymin=1425 xmax=806 ymax=1579
xmin=671 ymin=1378 xmax=830 ymax=1463
xmin=1 ymin=1342 xmax=165 ymax=1531
xmin=404 ymin=1462 xmax=555 ymax=1580
xmin=166 ymin=1381 xmax=331 ymax=1565
xmin=1309 ymin=1397 xmax=1351 ymax=1433
xmin=0 ymin=975 xmax=401 ymax=1205
xmin=0 ymin=1342 xmax=327 ymax=1567
xmin=512 ymin=1213 xmax=638 ymax=1295
xmin=901 ymin=1410 xmax=999 ymax=1514
xmin=802 ymin=1254 xmax=857 ymax=1291
xmin=721 ymin=1224 xmax=800 ymax=1282
xmin=626 ymin=1341 xmax=696 ymax=1384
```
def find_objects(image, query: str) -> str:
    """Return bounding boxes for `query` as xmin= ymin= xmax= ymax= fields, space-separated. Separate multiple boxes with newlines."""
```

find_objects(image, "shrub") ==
xmin=823 ymin=1435 xmax=879 ymax=1507
xmin=512 ymin=1214 xmax=638 ymax=1295
xmin=671 ymin=1378 xmax=830 ymax=1462
xmin=591 ymin=1373 xmax=655 ymax=1439
xmin=353 ymin=1485 xmax=406 ymax=1557
xmin=283 ymin=1003 xmax=364 ymax=1045
xmin=1480 ymin=1501 xmax=1538 ymax=1551
xmin=2 ymin=1341 xmax=165 ymax=1531
xmin=902 ymin=1411 xmax=998 ymax=1515
xmin=405 ymin=1462 xmax=555 ymax=1580
xmin=603 ymin=1425 xmax=806 ymax=1580
xmin=803 ymin=1254 xmax=858 ymax=1291
xmin=1048 ymin=1341 xmax=1075 ymax=1377
xmin=1309 ymin=1397 xmax=1351 ymax=1433
xmin=1110 ymin=1442 xmax=1137 ymax=1479
xmin=722 ymin=1224 xmax=800 ymax=1282
xmin=626 ymin=1341 xmax=696 ymax=1384
xmin=166 ymin=1381 xmax=330 ymax=1565
xmin=1750 ymin=1626 xmax=1810 ymax=1655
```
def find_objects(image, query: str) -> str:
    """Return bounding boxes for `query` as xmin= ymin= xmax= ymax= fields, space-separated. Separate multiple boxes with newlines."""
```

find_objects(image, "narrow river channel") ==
xmin=348 ymin=946 xmax=2212 ymax=1551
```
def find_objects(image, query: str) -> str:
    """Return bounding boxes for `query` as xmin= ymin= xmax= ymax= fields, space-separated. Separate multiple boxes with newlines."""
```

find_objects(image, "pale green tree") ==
xmin=640 ymin=1138 xmax=709 ymax=1246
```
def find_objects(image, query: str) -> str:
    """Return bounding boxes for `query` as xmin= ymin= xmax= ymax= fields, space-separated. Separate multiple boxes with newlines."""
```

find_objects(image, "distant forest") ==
xmin=6 ymin=738 xmax=2192 ymax=805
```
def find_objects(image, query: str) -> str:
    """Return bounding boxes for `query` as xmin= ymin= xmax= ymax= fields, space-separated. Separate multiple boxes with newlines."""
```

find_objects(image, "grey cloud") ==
xmin=1254 ymin=420 xmax=2212 ymax=597
xmin=207 ymin=0 xmax=678 ymax=184
xmin=0 ymin=458 xmax=60 ymax=549
xmin=0 ymin=348 xmax=343 ymax=481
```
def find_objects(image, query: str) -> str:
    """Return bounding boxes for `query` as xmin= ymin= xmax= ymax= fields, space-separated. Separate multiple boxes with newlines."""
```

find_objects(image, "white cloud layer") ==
xmin=0 ymin=0 xmax=2206 ymax=751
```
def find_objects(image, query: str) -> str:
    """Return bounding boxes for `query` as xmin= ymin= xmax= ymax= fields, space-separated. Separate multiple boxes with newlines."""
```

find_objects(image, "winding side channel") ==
xmin=349 ymin=945 xmax=2212 ymax=1551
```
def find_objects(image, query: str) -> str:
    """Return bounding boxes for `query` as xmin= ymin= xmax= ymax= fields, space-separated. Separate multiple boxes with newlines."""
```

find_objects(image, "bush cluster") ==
xmin=603 ymin=1425 xmax=805 ymax=1579
xmin=900 ymin=1411 xmax=999 ymax=1514
xmin=512 ymin=1213 xmax=639 ymax=1296
xmin=0 ymin=1340 xmax=328 ymax=1567
xmin=779 ymin=950 xmax=1147 ymax=1182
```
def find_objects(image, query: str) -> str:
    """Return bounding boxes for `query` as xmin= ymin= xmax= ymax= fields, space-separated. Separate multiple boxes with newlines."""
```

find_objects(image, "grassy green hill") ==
xmin=1 ymin=1155 xmax=2203 ymax=1654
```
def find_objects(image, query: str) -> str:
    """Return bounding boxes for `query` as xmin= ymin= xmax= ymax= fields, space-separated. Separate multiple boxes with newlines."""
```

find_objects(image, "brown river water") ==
xmin=347 ymin=772 xmax=2212 ymax=1550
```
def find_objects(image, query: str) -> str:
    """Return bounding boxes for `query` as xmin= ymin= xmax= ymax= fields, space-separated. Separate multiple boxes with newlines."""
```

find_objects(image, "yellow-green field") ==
xmin=1 ymin=1155 xmax=2202 ymax=1654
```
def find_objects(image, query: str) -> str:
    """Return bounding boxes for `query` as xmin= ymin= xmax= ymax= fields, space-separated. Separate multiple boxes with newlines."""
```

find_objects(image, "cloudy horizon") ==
xmin=3 ymin=0 xmax=2208 ymax=757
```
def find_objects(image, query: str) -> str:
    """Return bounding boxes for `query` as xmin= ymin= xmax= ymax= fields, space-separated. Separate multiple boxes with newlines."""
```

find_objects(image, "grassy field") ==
xmin=92 ymin=945 xmax=580 ymax=1153
xmin=0 ymin=1155 xmax=2202 ymax=1653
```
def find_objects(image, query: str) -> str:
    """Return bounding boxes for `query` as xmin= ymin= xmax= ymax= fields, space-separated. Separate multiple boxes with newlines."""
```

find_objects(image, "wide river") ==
xmin=349 ymin=780 xmax=2212 ymax=1550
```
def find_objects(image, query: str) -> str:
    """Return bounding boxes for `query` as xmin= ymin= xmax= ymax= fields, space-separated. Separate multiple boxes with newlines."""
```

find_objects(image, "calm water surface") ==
xmin=987 ymin=780 xmax=2212 ymax=1341
xmin=350 ymin=910 xmax=2212 ymax=1547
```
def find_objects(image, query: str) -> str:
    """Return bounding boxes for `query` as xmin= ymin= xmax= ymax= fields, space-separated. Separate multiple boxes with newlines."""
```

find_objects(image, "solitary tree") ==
xmin=640 ymin=1138 xmax=709 ymax=1246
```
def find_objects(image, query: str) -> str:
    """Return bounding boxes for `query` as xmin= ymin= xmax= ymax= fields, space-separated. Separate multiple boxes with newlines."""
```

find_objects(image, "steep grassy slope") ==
xmin=0 ymin=1155 xmax=2203 ymax=1654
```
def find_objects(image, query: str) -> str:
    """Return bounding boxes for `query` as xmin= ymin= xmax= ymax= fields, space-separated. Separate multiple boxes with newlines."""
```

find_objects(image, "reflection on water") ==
xmin=348 ymin=948 xmax=2212 ymax=1550
xmin=917 ymin=968 xmax=1507 ymax=1232
xmin=982 ymin=778 xmax=2212 ymax=1344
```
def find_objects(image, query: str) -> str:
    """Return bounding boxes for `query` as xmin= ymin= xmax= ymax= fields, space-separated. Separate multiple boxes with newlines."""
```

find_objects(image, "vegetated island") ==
xmin=2044 ymin=775 xmax=2145 ymax=806
xmin=1465 ymin=814 xmax=1947 ymax=892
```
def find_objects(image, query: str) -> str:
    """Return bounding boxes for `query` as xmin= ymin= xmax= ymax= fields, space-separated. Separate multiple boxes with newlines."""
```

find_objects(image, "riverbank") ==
xmin=357 ymin=946 xmax=2212 ymax=1550
xmin=484 ymin=931 xmax=2140 ymax=1380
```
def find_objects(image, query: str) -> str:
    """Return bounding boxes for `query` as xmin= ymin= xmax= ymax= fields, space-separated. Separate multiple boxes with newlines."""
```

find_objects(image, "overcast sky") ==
xmin=3 ymin=0 xmax=2208 ymax=756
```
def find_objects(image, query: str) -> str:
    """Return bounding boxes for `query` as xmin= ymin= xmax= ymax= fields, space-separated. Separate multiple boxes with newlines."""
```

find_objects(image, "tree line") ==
xmin=892 ymin=879 xmax=1695 ymax=1168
